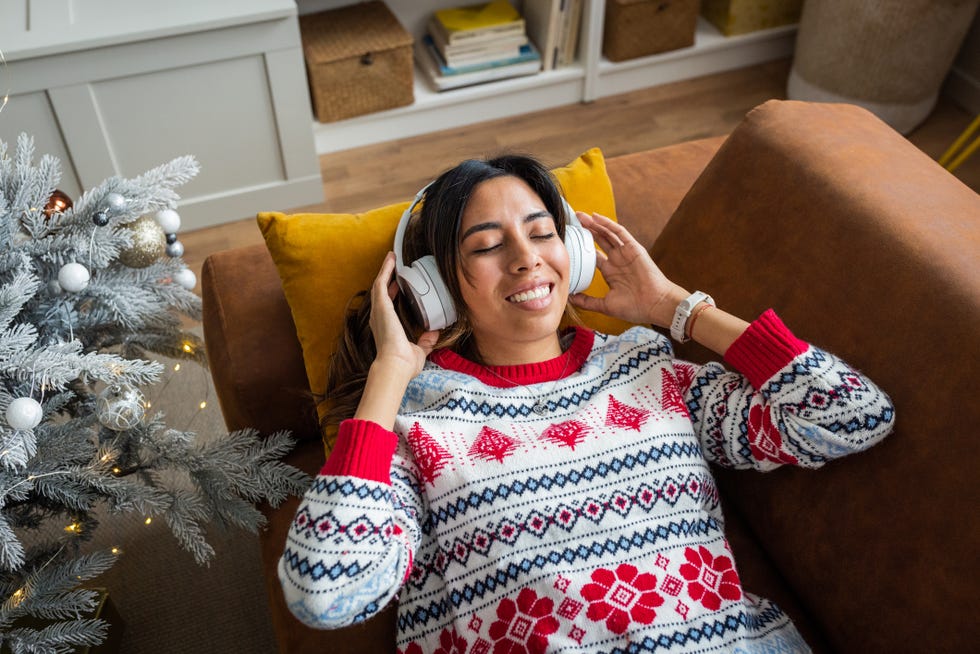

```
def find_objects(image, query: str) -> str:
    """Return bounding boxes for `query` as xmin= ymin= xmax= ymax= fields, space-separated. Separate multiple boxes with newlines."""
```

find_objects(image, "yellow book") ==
xmin=433 ymin=1 xmax=525 ymax=45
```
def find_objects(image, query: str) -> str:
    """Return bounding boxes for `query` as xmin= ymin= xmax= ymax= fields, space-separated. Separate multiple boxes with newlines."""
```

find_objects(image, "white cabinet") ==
xmin=298 ymin=0 xmax=797 ymax=154
xmin=0 ymin=0 xmax=324 ymax=230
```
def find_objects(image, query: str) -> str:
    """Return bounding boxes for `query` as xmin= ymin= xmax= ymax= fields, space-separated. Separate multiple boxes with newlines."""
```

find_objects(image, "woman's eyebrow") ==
xmin=460 ymin=211 xmax=552 ymax=241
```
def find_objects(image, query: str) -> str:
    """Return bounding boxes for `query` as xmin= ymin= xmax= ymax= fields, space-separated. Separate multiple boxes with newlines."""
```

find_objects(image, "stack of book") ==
xmin=524 ymin=0 xmax=583 ymax=71
xmin=416 ymin=0 xmax=541 ymax=92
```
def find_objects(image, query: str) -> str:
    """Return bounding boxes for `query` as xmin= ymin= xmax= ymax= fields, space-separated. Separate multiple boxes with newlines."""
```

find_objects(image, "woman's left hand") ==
xmin=569 ymin=212 xmax=687 ymax=328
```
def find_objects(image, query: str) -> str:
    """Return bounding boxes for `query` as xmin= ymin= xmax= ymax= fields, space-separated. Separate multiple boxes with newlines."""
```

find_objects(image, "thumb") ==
xmin=569 ymin=292 xmax=604 ymax=314
xmin=417 ymin=329 xmax=440 ymax=354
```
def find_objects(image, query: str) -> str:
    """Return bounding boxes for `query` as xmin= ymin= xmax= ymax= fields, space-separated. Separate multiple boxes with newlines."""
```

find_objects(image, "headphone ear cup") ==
xmin=410 ymin=255 xmax=457 ymax=331
xmin=563 ymin=224 xmax=597 ymax=295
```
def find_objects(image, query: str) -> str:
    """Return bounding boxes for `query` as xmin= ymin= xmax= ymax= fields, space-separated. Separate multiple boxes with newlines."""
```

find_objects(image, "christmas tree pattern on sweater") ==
xmin=280 ymin=321 xmax=893 ymax=652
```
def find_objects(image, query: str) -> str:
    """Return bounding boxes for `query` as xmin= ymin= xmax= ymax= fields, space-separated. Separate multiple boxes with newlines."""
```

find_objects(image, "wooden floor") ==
xmin=182 ymin=58 xmax=979 ymax=284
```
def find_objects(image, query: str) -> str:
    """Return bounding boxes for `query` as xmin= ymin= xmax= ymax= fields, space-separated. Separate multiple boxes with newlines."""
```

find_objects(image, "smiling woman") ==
xmin=277 ymin=152 xmax=895 ymax=654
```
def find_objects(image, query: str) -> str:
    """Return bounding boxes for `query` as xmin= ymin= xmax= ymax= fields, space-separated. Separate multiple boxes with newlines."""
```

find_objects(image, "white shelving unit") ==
xmin=300 ymin=0 xmax=798 ymax=154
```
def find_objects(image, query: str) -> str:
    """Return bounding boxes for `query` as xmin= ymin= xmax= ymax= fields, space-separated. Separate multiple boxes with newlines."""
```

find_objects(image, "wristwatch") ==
xmin=670 ymin=291 xmax=714 ymax=343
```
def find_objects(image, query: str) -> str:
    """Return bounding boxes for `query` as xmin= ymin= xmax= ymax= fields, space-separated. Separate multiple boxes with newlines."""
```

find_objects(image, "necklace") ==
xmin=481 ymin=353 xmax=573 ymax=416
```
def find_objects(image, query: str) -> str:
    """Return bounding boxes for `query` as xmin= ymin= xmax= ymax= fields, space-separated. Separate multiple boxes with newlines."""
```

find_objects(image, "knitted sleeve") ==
xmin=674 ymin=310 xmax=895 ymax=471
xmin=278 ymin=419 xmax=423 ymax=629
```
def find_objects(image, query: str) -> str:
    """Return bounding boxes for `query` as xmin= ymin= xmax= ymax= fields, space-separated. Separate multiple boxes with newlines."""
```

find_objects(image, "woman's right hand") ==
xmin=368 ymin=251 xmax=440 ymax=379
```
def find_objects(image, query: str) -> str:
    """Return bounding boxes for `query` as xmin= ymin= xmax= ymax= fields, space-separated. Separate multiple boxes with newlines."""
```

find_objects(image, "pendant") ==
xmin=532 ymin=401 xmax=548 ymax=416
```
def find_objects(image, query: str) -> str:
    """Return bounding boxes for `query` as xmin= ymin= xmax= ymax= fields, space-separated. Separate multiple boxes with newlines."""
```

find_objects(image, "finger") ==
xmin=591 ymin=213 xmax=637 ymax=247
xmin=580 ymin=219 xmax=620 ymax=254
xmin=585 ymin=213 xmax=627 ymax=251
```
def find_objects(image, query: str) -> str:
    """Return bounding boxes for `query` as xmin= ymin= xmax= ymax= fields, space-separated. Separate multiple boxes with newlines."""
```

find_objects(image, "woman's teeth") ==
xmin=508 ymin=285 xmax=550 ymax=303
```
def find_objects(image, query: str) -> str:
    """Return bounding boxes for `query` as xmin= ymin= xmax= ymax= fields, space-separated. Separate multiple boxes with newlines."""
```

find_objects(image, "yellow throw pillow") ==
xmin=258 ymin=147 xmax=633 ymax=427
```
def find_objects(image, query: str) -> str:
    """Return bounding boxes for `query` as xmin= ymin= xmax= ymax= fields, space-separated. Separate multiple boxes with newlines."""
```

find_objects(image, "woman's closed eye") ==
xmin=471 ymin=232 xmax=556 ymax=254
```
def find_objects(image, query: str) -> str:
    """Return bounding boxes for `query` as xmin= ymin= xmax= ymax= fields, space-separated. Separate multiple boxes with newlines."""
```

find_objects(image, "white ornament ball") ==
xmin=96 ymin=384 xmax=146 ymax=431
xmin=58 ymin=262 xmax=90 ymax=292
xmin=173 ymin=267 xmax=197 ymax=290
xmin=6 ymin=397 xmax=43 ymax=430
xmin=154 ymin=208 xmax=181 ymax=234
xmin=106 ymin=193 xmax=127 ymax=211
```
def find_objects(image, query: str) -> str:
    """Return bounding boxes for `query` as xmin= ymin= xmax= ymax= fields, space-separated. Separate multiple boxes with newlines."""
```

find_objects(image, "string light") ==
xmin=10 ymin=588 xmax=25 ymax=607
xmin=181 ymin=341 xmax=194 ymax=354
xmin=111 ymin=547 xmax=122 ymax=556
xmin=198 ymin=401 xmax=207 ymax=410
xmin=144 ymin=517 xmax=152 ymax=525
xmin=64 ymin=521 xmax=82 ymax=535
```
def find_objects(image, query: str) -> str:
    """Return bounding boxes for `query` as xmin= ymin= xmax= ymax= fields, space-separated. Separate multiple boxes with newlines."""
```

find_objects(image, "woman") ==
xmin=279 ymin=154 xmax=894 ymax=653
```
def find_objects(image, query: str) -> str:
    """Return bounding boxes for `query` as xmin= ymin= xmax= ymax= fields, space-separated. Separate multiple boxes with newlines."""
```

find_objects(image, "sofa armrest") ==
xmin=201 ymin=243 xmax=320 ymax=441
xmin=651 ymin=99 xmax=980 ymax=652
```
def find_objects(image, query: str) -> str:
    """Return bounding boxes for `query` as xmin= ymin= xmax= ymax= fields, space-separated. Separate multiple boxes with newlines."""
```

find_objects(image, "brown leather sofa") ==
xmin=201 ymin=100 xmax=980 ymax=653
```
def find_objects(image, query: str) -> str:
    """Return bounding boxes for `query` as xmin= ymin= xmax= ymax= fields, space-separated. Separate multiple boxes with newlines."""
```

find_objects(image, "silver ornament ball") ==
xmin=106 ymin=192 xmax=126 ymax=211
xmin=166 ymin=239 xmax=185 ymax=258
xmin=96 ymin=384 xmax=146 ymax=431
xmin=6 ymin=397 xmax=43 ymax=430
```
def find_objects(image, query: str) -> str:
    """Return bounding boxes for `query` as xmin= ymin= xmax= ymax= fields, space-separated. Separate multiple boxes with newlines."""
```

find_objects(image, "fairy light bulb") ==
xmin=144 ymin=517 xmax=152 ymax=525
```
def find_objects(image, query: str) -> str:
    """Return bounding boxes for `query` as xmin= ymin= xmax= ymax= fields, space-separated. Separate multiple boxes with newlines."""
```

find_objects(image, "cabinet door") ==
xmin=0 ymin=91 xmax=83 ymax=200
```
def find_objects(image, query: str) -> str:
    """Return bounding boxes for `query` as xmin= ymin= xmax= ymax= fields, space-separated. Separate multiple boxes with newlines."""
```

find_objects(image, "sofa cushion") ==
xmin=258 ymin=148 xmax=632 ymax=442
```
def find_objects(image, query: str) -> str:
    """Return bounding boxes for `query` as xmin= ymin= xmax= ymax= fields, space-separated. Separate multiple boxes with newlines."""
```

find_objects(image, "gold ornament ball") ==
xmin=118 ymin=215 xmax=166 ymax=268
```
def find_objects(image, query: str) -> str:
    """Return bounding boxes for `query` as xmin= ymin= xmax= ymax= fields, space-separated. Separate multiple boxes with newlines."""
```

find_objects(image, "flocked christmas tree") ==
xmin=0 ymin=134 xmax=308 ymax=652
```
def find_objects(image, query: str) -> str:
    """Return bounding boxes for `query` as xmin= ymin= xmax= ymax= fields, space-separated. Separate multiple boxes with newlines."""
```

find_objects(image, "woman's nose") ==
xmin=509 ymin=237 xmax=540 ymax=273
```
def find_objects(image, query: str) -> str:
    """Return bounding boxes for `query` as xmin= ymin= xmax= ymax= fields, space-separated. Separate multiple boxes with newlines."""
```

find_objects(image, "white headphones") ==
xmin=393 ymin=183 xmax=597 ymax=331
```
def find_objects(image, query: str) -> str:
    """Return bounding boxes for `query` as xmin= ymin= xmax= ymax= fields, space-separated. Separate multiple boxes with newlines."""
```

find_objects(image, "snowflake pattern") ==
xmin=678 ymin=545 xmax=743 ymax=611
xmin=580 ymin=563 xmax=665 ymax=634
xmin=488 ymin=588 xmax=559 ymax=654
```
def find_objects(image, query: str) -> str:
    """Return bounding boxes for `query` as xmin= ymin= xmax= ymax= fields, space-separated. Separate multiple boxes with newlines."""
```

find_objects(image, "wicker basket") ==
xmin=701 ymin=0 xmax=803 ymax=36
xmin=299 ymin=1 xmax=414 ymax=123
xmin=602 ymin=0 xmax=698 ymax=62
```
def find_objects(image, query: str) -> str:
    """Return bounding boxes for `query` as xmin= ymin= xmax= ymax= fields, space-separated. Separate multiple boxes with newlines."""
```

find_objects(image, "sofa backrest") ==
xmin=652 ymin=99 xmax=980 ymax=652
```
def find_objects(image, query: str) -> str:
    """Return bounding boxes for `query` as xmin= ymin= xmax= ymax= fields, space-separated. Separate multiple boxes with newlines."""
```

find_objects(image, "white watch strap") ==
xmin=670 ymin=291 xmax=714 ymax=343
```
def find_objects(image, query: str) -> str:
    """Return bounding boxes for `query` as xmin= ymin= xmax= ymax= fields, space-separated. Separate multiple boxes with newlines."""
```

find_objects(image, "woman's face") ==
xmin=455 ymin=175 xmax=570 ymax=364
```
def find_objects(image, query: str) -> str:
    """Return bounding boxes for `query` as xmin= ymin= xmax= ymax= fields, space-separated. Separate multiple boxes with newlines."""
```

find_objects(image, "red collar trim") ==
xmin=429 ymin=327 xmax=595 ymax=387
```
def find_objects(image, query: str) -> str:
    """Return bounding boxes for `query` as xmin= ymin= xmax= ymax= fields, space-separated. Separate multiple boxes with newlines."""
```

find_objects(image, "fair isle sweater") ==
xmin=279 ymin=311 xmax=894 ymax=653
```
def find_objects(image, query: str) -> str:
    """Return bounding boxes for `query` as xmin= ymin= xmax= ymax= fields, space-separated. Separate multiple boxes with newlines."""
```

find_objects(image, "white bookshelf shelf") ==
xmin=306 ymin=0 xmax=797 ymax=155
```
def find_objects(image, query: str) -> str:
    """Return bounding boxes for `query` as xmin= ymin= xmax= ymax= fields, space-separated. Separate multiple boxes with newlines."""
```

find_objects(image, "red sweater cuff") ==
xmin=320 ymin=419 xmax=397 ymax=485
xmin=723 ymin=309 xmax=809 ymax=389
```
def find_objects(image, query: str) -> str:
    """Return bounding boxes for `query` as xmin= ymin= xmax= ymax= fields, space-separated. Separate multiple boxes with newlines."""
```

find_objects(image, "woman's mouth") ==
xmin=507 ymin=284 xmax=551 ymax=304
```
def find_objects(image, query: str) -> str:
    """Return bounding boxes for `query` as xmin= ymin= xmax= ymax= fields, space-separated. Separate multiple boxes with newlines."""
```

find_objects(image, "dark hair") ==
xmin=319 ymin=154 xmax=575 ymax=443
